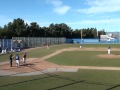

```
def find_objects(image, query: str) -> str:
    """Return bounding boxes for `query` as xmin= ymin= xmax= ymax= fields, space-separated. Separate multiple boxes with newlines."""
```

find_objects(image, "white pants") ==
xmin=16 ymin=60 xmax=20 ymax=67
xmin=80 ymin=46 xmax=82 ymax=48
xmin=23 ymin=58 xmax=26 ymax=64
xmin=108 ymin=49 xmax=110 ymax=54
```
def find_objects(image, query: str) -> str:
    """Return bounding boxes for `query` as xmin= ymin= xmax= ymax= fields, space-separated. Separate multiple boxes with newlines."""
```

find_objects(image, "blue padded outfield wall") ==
xmin=66 ymin=38 xmax=120 ymax=44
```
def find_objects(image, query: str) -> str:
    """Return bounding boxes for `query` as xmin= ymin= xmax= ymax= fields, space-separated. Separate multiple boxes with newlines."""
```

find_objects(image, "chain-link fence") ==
xmin=12 ymin=37 xmax=66 ymax=48
xmin=0 ymin=39 xmax=12 ymax=49
xmin=0 ymin=37 xmax=65 ymax=52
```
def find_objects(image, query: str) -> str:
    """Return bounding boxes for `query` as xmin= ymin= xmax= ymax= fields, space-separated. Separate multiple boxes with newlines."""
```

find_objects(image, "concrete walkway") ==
xmin=0 ymin=70 xmax=18 ymax=76
xmin=11 ymin=68 xmax=78 ymax=76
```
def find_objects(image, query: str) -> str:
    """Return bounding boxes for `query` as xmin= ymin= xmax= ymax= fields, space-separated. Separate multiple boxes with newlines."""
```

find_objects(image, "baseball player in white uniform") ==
xmin=108 ymin=46 xmax=111 ymax=55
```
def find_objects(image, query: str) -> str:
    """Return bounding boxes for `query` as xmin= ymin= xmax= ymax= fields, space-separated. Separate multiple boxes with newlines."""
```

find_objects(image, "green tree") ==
xmin=48 ymin=23 xmax=72 ymax=37
xmin=12 ymin=18 xmax=26 ymax=36
xmin=0 ymin=18 xmax=106 ymax=38
xmin=29 ymin=22 xmax=40 ymax=37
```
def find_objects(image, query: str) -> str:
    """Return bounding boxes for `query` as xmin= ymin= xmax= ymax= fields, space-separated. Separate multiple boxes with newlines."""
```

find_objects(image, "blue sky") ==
xmin=0 ymin=0 xmax=120 ymax=31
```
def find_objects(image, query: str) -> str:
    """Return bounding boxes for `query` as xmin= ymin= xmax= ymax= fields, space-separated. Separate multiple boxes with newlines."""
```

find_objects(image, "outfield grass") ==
xmin=82 ymin=44 xmax=120 ymax=48
xmin=1 ymin=44 xmax=120 ymax=90
xmin=47 ymin=51 xmax=120 ymax=67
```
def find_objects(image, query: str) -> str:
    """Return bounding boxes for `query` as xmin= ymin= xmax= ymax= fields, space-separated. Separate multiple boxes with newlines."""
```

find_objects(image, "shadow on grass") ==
xmin=0 ymin=75 xmax=58 ymax=88
xmin=0 ymin=66 xmax=119 ymax=90
xmin=106 ymin=84 xmax=120 ymax=90
xmin=48 ymin=80 xmax=85 ymax=90
xmin=47 ymin=80 xmax=116 ymax=90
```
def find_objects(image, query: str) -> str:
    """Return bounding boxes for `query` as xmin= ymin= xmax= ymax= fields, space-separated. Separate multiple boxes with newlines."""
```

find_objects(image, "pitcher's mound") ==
xmin=98 ymin=54 xmax=120 ymax=58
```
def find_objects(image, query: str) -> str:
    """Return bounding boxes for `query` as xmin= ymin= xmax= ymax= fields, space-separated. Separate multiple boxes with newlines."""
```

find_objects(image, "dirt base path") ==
xmin=1 ymin=47 xmax=120 ymax=75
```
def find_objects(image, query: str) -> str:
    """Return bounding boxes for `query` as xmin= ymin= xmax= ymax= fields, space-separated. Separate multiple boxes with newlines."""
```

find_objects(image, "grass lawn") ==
xmin=0 ymin=70 xmax=120 ymax=90
xmin=47 ymin=51 xmax=120 ymax=67
xmin=81 ymin=44 xmax=120 ymax=48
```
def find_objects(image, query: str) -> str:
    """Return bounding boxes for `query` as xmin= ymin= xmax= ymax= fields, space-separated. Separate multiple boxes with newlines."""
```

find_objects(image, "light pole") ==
xmin=81 ymin=30 xmax=82 ymax=44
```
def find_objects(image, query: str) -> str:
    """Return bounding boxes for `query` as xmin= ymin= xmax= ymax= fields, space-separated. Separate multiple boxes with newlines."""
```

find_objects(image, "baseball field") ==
xmin=0 ymin=44 xmax=120 ymax=90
